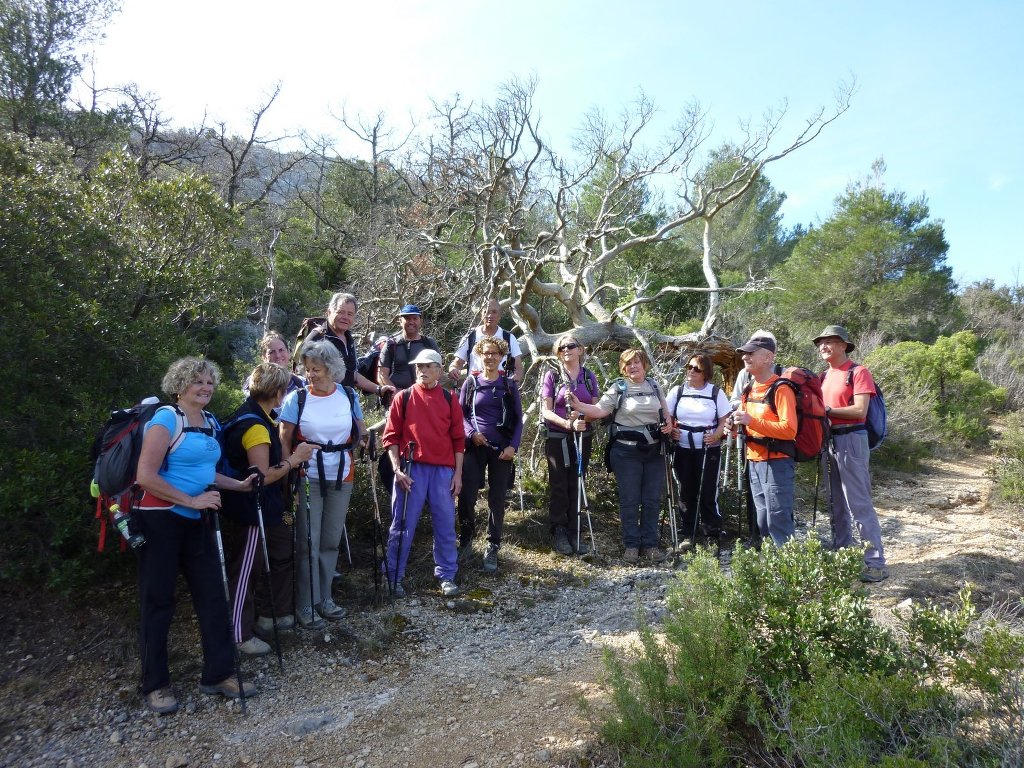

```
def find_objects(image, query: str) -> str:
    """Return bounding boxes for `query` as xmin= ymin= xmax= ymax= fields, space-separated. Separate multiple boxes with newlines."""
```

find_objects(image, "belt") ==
xmin=831 ymin=424 xmax=866 ymax=436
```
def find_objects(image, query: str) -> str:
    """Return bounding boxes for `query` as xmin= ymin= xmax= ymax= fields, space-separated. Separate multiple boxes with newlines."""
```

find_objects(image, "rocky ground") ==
xmin=2 ymin=445 xmax=1021 ymax=768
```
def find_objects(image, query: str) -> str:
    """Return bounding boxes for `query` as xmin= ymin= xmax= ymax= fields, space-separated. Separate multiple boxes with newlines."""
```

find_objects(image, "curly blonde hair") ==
xmin=161 ymin=357 xmax=221 ymax=400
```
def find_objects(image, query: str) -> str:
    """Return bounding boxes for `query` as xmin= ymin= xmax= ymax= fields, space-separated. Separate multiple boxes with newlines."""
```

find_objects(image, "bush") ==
xmin=865 ymin=331 xmax=1006 ymax=450
xmin=991 ymin=410 xmax=1024 ymax=505
xmin=600 ymin=539 xmax=1024 ymax=766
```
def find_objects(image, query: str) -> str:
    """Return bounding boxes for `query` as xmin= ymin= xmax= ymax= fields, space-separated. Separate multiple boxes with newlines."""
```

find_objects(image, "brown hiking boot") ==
xmin=643 ymin=547 xmax=668 ymax=564
xmin=200 ymin=676 xmax=258 ymax=699
xmin=144 ymin=687 xmax=179 ymax=714
xmin=623 ymin=547 xmax=640 ymax=564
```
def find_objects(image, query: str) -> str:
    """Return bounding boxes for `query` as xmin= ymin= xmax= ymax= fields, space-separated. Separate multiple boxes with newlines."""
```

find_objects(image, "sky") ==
xmin=79 ymin=0 xmax=1023 ymax=288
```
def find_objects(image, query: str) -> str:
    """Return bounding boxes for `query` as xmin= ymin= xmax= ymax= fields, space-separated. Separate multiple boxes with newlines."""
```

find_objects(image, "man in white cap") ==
xmin=382 ymin=349 xmax=464 ymax=597
xmin=814 ymin=325 xmax=888 ymax=582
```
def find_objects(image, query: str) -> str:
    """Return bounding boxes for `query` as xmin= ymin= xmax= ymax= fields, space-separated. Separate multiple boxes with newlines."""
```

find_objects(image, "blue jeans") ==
xmin=748 ymin=457 xmax=795 ymax=545
xmin=610 ymin=441 xmax=665 ymax=549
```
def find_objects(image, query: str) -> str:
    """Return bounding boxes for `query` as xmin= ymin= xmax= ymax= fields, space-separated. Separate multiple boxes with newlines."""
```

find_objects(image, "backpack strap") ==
xmin=743 ymin=378 xmax=797 ymax=458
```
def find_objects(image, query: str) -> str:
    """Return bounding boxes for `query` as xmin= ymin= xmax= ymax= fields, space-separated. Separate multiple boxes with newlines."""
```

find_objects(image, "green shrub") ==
xmin=600 ymin=539 xmax=1024 ymax=765
xmin=991 ymin=410 xmax=1024 ymax=505
xmin=866 ymin=331 xmax=1006 ymax=452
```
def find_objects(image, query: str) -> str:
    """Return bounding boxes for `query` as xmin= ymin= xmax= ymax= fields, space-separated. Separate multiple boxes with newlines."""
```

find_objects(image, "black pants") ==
xmin=458 ymin=443 xmax=514 ymax=548
xmin=545 ymin=432 xmax=593 ymax=534
xmin=672 ymin=445 xmax=724 ymax=536
xmin=136 ymin=509 xmax=235 ymax=694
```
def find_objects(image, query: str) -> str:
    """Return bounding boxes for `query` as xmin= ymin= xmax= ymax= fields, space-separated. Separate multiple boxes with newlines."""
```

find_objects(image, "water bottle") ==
xmin=111 ymin=503 xmax=145 ymax=549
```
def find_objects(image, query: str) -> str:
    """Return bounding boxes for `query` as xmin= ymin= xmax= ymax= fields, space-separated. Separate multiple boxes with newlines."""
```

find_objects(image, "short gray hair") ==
xmin=161 ymin=357 xmax=221 ymax=400
xmin=327 ymin=291 xmax=358 ymax=315
xmin=300 ymin=340 xmax=347 ymax=383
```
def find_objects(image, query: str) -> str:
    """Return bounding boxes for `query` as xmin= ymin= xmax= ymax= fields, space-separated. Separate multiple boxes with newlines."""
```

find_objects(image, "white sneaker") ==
xmin=236 ymin=636 xmax=272 ymax=656
xmin=440 ymin=580 xmax=460 ymax=597
xmin=297 ymin=608 xmax=326 ymax=630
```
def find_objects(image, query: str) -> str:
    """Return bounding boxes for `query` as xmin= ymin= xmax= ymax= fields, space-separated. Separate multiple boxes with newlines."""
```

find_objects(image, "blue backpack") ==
xmin=845 ymin=363 xmax=888 ymax=450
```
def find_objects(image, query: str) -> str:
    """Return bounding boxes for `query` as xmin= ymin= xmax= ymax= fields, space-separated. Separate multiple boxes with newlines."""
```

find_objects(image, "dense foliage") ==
xmin=0 ymin=132 xmax=254 ymax=586
xmin=601 ymin=540 xmax=1024 ymax=767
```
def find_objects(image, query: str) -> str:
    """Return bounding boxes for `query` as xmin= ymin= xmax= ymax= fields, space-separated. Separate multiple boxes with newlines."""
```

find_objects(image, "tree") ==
xmin=348 ymin=77 xmax=851 ymax=378
xmin=763 ymin=160 xmax=957 ymax=356
xmin=0 ymin=0 xmax=118 ymax=138
xmin=0 ymin=132 xmax=253 ymax=585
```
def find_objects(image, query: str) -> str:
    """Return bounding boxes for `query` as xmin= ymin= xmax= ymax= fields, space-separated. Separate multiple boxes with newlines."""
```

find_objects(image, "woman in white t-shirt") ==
xmin=279 ymin=341 xmax=364 ymax=629
xmin=665 ymin=353 xmax=732 ymax=542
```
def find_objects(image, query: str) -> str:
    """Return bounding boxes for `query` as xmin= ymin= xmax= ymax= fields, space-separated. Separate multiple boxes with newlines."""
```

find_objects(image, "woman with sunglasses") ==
xmin=541 ymin=334 xmax=599 ymax=555
xmin=665 ymin=353 xmax=732 ymax=542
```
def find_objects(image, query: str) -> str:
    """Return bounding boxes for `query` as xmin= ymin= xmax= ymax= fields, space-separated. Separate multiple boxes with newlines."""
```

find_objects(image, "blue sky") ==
xmin=83 ymin=0 xmax=1023 ymax=287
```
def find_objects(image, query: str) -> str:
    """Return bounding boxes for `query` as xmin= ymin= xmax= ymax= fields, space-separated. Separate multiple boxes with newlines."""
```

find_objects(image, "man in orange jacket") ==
xmin=730 ymin=333 xmax=797 ymax=545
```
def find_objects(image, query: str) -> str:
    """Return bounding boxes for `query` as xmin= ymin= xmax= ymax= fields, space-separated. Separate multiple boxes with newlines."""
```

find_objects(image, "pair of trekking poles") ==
xmin=554 ymin=365 xmax=597 ymax=557
xmin=661 ymin=428 xmax=719 ymax=552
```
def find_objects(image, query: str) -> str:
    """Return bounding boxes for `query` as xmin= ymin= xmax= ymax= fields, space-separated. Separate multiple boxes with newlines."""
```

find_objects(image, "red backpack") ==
xmin=743 ymin=367 xmax=827 ymax=461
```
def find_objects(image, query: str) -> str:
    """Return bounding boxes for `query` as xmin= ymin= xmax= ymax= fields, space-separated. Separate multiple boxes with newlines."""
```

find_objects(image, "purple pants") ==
xmin=384 ymin=462 xmax=458 ymax=582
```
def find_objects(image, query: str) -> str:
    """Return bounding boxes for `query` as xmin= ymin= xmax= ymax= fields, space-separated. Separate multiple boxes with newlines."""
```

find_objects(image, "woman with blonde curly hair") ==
xmin=134 ymin=357 xmax=258 ymax=714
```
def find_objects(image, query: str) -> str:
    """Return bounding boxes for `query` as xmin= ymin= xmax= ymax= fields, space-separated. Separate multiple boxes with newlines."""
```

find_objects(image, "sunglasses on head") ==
xmin=558 ymin=342 xmax=580 ymax=351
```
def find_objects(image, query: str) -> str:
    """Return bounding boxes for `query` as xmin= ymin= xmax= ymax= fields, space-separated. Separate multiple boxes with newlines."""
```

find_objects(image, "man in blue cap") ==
xmin=378 ymin=304 xmax=442 ymax=400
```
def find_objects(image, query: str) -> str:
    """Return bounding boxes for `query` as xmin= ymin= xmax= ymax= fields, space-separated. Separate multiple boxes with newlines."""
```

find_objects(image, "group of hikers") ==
xmin=105 ymin=290 xmax=888 ymax=714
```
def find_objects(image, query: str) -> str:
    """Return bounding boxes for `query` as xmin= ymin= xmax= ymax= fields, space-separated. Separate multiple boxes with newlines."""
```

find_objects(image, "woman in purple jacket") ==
xmin=456 ymin=335 xmax=523 ymax=574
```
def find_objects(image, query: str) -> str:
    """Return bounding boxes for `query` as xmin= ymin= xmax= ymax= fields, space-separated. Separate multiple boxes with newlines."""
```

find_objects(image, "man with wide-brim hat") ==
xmin=729 ymin=331 xmax=797 ymax=546
xmin=812 ymin=325 xmax=855 ymax=354
xmin=815 ymin=325 xmax=888 ymax=583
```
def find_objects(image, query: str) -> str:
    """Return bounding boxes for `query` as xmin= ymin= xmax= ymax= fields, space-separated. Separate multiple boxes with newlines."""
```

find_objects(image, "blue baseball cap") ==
xmin=398 ymin=304 xmax=422 ymax=317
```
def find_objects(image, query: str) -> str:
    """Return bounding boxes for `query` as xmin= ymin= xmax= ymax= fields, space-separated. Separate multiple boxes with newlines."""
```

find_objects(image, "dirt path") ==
xmin=2 ymin=448 xmax=1020 ymax=768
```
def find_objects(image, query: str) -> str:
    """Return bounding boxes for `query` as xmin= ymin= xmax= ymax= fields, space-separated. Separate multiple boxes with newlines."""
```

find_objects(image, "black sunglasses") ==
xmin=558 ymin=343 xmax=580 ymax=352
xmin=686 ymin=364 xmax=703 ymax=372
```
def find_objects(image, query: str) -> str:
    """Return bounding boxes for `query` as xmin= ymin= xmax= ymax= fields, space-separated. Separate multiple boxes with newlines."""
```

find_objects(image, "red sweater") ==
xmin=383 ymin=385 xmax=464 ymax=467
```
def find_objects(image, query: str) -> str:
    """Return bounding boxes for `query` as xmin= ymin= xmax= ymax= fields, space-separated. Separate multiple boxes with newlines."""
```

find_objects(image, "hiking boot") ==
xmin=623 ymin=547 xmax=640 ymax=564
xmin=255 ymin=614 xmax=295 ymax=635
xmin=553 ymin=527 xmax=574 ymax=555
xmin=441 ymin=580 xmax=460 ymax=597
xmin=236 ymin=636 xmax=272 ymax=656
xmin=319 ymin=599 xmax=346 ymax=620
xmin=482 ymin=544 xmax=499 ymax=573
xmin=144 ymin=687 xmax=178 ymax=715
xmin=200 ymin=676 xmax=258 ymax=699
xmin=860 ymin=566 xmax=890 ymax=583
xmin=572 ymin=533 xmax=591 ymax=556
xmin=643 ymin=547 xmax=668 ymax=564
xmin=391 ymin=580 xmax=406 ymax=598
xmin=296 ymin=608 xmax=326 ymax=630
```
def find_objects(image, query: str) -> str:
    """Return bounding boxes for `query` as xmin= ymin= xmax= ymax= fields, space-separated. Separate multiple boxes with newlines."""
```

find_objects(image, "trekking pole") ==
xmin=206 ymin=485 xmax=246 ymax=714
xmin=341 ymin=525 xmax=352 ymax=567
xmin=362 ymin=433 xmax=393 ymax=603
xmin=662 ymin=443 xmax=679 ymax=551
xmin=394 ymin=441 xmax=416 ymax=595
xmin=302 ymin=464 xmax=317 ymax=627
xmin=574 ymin=423 xmax=597 ymax=556
xmin=811 ymin=454 xmax=821 ymax=531
xmin=721 ymin=430 xmax=732 ymax=491
xmin=248 ymin=467 xmax=283 ymax=672
xmin=691 ymin=445 xmax=709 ymax=548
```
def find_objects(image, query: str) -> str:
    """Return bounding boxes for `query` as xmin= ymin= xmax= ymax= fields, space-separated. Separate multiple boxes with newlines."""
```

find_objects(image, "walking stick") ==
xmin=574 ymin=420 xmax=597 ymax=556
xmin=302 ymin=465 xmax=317 ymax=626
xmin=662 ymin=442 xmax=679 ymax=551
xmin=721 ymin=430 xmax=732 ymax=491
xmin=394 ymin=441 xmax=416 ymax=595
xmin=361 ymin=432 xmax=393 ymax=603
xmin=249 ymin=467 xmax=283 ymax=672
xmin=207 ymin=485 xmax=246 ymax=714
xmin=691 ymin=445 xmax=709 ymax=547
